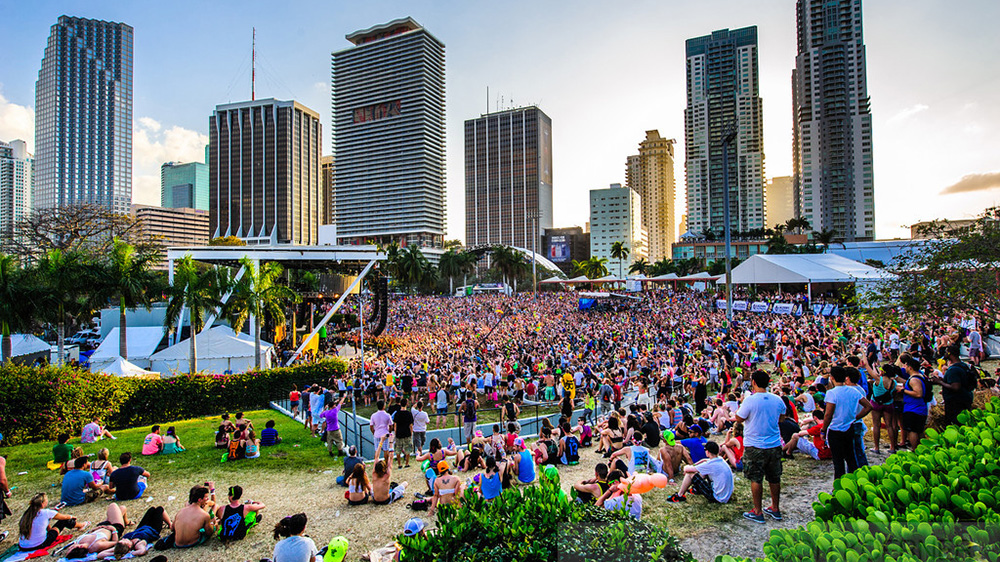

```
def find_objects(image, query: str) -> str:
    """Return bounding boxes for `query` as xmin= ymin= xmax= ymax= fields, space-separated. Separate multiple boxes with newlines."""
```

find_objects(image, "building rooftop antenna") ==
xmin=252 ymin=27 xmax=256 ymax=100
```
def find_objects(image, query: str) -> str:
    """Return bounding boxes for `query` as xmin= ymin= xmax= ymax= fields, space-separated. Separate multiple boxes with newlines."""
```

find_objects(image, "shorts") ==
xmin=290 ymin=400 xmax=300 ymax=409
xmin=124 ymin=524 xmax=160 ymax=543
xmin=901 ymin=412 xmax=927 ymax=433
xmin=413 ymin=432 xmax=426 ymax=452
xmin=743 ymin=446 xmax=783 ymax=484
xmin=970 ymin=349 xmax=982 ymax=360
xmin=796 ymin=438 xmax=820 ymax=461
xmin=690 ymin=473 xmax=719 ymax=503
xmin=870 ymin=401 xmax=893 ymax=413
xmin=437 ymin=407 xmax=448 ymax=416
xmin=377 ymin=436 xmax=394 ymax=452
xmin=395 ymin=436 xmax=413 ymax=454
xmin=97 ymin=520 xmax=125 ymax=536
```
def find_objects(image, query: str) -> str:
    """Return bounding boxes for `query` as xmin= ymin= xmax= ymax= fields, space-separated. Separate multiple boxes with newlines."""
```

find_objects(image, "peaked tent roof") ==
xmin=149 ymin=326 xmax=272 ymax=360
xmin=91 ymin=327 xmax=166 ymax=360
xmin=7 ymin=334 xmax=50 ymax=358
xmin=649 ymin=273 xmax=679 ymax=281
xmin=91 ymin=356 xmax=158 ymax=377
xmin=716 ymin=254 xmax=893 ymax=285
xmin=539 ymin=275 xmax=565 ymax=284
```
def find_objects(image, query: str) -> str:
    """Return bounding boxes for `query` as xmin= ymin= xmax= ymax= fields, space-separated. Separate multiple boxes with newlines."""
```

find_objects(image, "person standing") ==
xmin=899 ymin=357 xmax=930 ymax=449
xmin=369 ymin=401 xmax=394 ymax=465
xmin=822 ymin=367 xmax=872 ymax=479
xmin=322 ymin=394 xmax=347 ymax=457
xmin=411 ymin=401 xmax=430 ymax=456
xmin=934 ymin=345 xmax=975 ymax=426
xmin=460 ymin=383 xmax=480 ymax=444
xmin=393 ymin=398 xmax=414 ymax=469
xmin=733 ymin=370 xmax=786 ymax=524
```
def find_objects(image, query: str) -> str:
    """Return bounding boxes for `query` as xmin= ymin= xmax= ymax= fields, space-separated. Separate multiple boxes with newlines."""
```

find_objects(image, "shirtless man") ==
xmin=170 ymin=483 xmax=216 ymax=548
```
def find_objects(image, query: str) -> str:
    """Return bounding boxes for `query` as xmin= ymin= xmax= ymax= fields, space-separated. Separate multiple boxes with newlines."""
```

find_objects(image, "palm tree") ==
xmin=438 ymin=248 xmax=463 ymax=295
xmin=0 ymin=254 xmax=38 ymax=363
xmin=490 ymin=246 xmax=528 ymax=290
xmin=395 ymin=244 xmax=431 ymax=293
xmin=36 ymin=249 xmax=91 ymax=366
xmin=93 ymin=238 xmax=160 ymax=360
xmin=582 ymin=256 xmax=609 ymax=279
xmin=812 ymin=228 xmax=837 ymax=249
xmin=628 ymin=258 xmax=649 ymax=276
xmin=164 ymin=256 xmax=228 ymax=374
xmin=226 ymin=257 xmax=300 ymax=368
xmin=610 ymin=241 xmax=630 ymax=279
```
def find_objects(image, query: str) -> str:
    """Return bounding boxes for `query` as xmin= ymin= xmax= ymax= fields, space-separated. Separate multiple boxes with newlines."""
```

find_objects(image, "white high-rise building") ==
xmin=0 ymin=140 xmax=33 ymax=241
xmin=590 ymin=183 xmax=646 ymax=275
xmin=684 ymin=27 xmax=766 ymax=238
xmin=765 ymin=176 xmax=795 ymax=230
xmin=793 ymin=0 xmax=875 ymax=241
xmin=626 ymin=130 xmax=676 ymax=261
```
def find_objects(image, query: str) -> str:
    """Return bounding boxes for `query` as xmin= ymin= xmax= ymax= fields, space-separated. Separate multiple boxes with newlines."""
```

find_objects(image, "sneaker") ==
xmin=0 ymin=531 xmax=8 ymax=542
xmin=763 ymin=507 xmax=783 ymax=521
xmin=743 ymin=511 xmax=765 ymax=524
xmin=667 ymin=493 xmax=687 ymax=503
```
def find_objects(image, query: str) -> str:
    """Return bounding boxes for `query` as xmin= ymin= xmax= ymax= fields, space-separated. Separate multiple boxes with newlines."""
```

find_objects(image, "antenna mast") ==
xmin=252 ymin=28 xmax=256 ymax=100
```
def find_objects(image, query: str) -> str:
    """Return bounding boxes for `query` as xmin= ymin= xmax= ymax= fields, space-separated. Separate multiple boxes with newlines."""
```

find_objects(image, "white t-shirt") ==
xmin=736 ymin=391 xmax=786 ymax=449
xmin=20 ymin=508 xmax=57 ymax=549
xmin=273 ymin=535 xmax=318 ymax=562
xmin=825 ymin=385 xmax=864 ymax=432
xmin=695 ymin=457 xmax=734 ymax=503
xmin=411 ymin=408 xmax=430 ymax=433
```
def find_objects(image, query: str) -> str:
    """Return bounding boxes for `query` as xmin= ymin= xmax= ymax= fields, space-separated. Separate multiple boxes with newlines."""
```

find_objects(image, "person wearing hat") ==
xmin=656 ymin=429 xmax=692 ymax=482
xmin=428 ymin=460 xmax=462 ymax=516
xmin=510 ymin=438 xmax=536 ymax=485
xmin=61 ymin=455 xmax=106 ymax=506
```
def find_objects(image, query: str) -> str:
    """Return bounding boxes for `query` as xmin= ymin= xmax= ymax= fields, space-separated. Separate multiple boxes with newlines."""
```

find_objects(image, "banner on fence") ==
xmin=716 ymin=300 xmax=726 ymax=310
xmin=772 ymin=303 xmax=794 ymax=314
xmin=750 ymin=301 xmax=769 ymax=313
xmin=733 ymin=300 xmax=748 ymax=311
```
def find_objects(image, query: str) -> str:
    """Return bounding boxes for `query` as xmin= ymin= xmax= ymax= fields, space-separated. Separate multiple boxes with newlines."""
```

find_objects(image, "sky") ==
xmin=1 ymin=0 xmax=999 ymax=242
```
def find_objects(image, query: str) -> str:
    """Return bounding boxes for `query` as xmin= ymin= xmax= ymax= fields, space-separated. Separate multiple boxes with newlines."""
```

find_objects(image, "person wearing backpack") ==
xmin=898 ymin=356 xmax=930 ymax=449
xmin=933 ymin=345 xmax=975 ymax=426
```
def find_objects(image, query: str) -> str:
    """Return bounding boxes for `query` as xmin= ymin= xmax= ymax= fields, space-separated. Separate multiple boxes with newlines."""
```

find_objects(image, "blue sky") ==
xmin=1 ymin=0 xmax=999 ymax=240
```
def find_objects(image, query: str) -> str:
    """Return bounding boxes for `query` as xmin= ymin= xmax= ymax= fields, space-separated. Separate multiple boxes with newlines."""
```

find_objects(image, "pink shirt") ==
xmin=81 ymin=423 xmax=101 ymax=444
xmin=141 ymin=433 xmax=163 ymax=455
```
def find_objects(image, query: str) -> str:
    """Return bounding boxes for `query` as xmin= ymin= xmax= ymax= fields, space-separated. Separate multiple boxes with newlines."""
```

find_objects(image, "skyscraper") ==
xmin=464 ymin=106 xmax=553 ymax=252
xmin=208 ymin=98 xmax=322 ymax=245
xmin=34 ymin=16 xmax=133 ymax=214
xmin=625 ymin=130 xmax=676 ymax=261
xmin=0 ymin=140 xmax=33 ymax=241
xmin=321 ymin=155 xmax=335 ymax=226
xmin=161 ymin=161 xmax=208 ymax=211
xmin=590 ymin=184 xmax=646 ymax=272
xmin=765 ymin=176 xmax=795 ymax=229
xmin=793 ymin=0 xmax=875 ymax=242
xmin=684 ymin=27 xmax=766 ymax=238
xmin=332 ymin=17 xmax=446 ymax=248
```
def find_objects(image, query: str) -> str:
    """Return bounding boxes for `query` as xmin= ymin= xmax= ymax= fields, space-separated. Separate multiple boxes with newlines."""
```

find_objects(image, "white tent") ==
xmin=91 ymin=356 xmax=159 ymax=377
xmin=149 ymin=326 xmax=273 ymax=375
xmin=5 ymin=334 xmax=50 ymax=362
xmin=90 ymin=327 xmax=166 ymax=370
xmin=716 ymin=254 xmax=892 ymax=285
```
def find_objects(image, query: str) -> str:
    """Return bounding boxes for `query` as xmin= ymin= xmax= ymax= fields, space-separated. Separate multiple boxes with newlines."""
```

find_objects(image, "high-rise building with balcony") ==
xmin=0 ymin=140 xmax=33 ymax=241
xmin=331 ymin=17 xmax=446 ymax=247
xmin=793 ymin=0 xmax=875 ymax=241
xmin=464 ymin=106 xmax=552 ymax=252
xmin=161 ymin=161 xmax=208 ymax=211
xmin=626 ymin=130 xmax=676 ymax=261
xmin=590 ymin=183 xmax=647 ymax=273
xmin=208 ymin=98 xmax=322 ymax=245
xmin=34 ymin=16 xmax=133 ymax=214
xmin=684 ymin=27 xmax=766 ymax=238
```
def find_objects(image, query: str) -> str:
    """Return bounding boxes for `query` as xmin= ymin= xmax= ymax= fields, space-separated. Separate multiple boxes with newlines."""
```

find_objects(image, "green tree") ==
xmin=490 ymin=245 xmax=529 ymax=290
xmin=610 ymin=241 xmax=630 ymax=279
xmin=581 ymin=256 xmax=609 ymax=279
xmin=628 ymin=258 xmax=649 ymax=276
xmin=0 ymin=254 xmax=39 ymax=363
xmin=164 ymin=256 xmax=229 ymax=374
xmin=208 ymin=236 xmax=247 ymax=246
xmin=36 ymin=249 xmax=94 ymax=366
xmin=396 ymin=244 xmax=431 ymax=294
xmin=438 ymin=248 xmax=464 ymax=295
xmin=647 ymin=258 xmax=676 ymax=277
xmin=93 ymin=238 xmax=161 ymax=360
xmin=812 ymin=228 xmax=837 ymax=249
xmin=226 ymin=257 xmax=300 ymax=368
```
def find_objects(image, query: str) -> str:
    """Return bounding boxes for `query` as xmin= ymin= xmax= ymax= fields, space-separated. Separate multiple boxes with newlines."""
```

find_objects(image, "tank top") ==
xmin=290 ymin=391 xmax=300 ymax=401
xmin=481 ymin=472 xmax=502 ymax=500
xmin=463 ymin=399 xmax=477 ymax=422
xmin=903 ymin=375 xmax=929 ymax=415
xmin=517 ymin=451 xmax=536 ymax=483
xmin=220 ymin=504 xmax=247 ymax=541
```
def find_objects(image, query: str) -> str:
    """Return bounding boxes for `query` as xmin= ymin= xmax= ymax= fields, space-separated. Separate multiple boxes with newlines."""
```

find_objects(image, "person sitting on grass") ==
xmin=511 ymin=438 xmax=536 ymax=485
xmin=78 ymin=505 xmax=171 ymax=559
xmin=595 ymin=470 xmax=641 ymax=520
xmin=141 ymin=425 xmax=164 ymax=456
xmin=572 ymin=462 xmax=611 ymax=504
xmin=718 ymin=425 xmax=745 ymax=471
xmin=59 ymin=446 xmax=85 ymax=475
xmin=61 ymin=456 xmax=106 ymax=506
xmin=215 ymin=485 xmax=265 ymax=542
xmin=81 ymin=417 xmax=116 ymax=443
xmin=345 ymin=463 xmax=372 ymax=506
xmin=415 ymin=438 xmax=459 ymax=493
xmin=532 ymin=427 xmax=559 ymax=466
xmin=558 ymin=422 xmax=581 ymax=465
xmin=244 ymin=429 xmax=261 ymax=459
xmin=337 ymin=446 xmax=364 ymax=487
xmin=162 ymin=426 xmax=186 ymax=454
xmin=108 ymin=452 xmax=151 ymax=501
xmin=609 ymin=431 xmax=655 ymax=476
xmin=428 ymin=460 xmax=462 ymax=516
xmin=51 ymin=433 xmax=74 ymax=469
xmin=90 ymin=447 xmax=115 ymax=485
xmin=216 ymin=414 xmax=234 ymax=449
xmin=666 ymin=441 xmax=734 ymax=504
xmin=158 ymin=484 xmax=216 ymax=549
xmin=371 ymin=460 xmax=408 ymax=505
xmin=260 ymin=419 xmax=282 ymax=446
xmin=17 ymin=492 xmax=85 ymax=552
xmin=271 ymin=513 xmax=317 ymax=562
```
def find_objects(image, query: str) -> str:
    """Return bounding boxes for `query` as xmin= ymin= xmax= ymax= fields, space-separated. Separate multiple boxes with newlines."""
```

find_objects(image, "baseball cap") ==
xmin=690 ymin=424 xmax=704 ymax=434
xmin=513 ymin=437 xmax=526 ymax=450
xmin=403 ymin=518 xmax=426 ymax=537
xmin=437 ymin=460 xmax=451 ymax=473
xmin=661 ymin=429 xmax=676 ymax=447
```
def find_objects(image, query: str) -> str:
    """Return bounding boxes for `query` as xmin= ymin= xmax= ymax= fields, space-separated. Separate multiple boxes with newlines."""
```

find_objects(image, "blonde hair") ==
xmin=98 ymin=448 xmax=110 ymax=461
xmin=19 ymin=493 xmax=47 ymax=539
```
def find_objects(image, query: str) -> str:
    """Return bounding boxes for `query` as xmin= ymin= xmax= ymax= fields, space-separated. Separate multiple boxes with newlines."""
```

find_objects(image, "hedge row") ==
xmin=398 ymin=471 xmax=693 ymax=562
xmin=0 ymin=359 xmax=347 ymax=445
xmin=718 ymin=398 xmax=1000 ymax=562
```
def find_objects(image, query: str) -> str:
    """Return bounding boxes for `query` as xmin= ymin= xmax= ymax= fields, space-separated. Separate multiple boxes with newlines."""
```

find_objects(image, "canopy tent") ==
xmin=592 ymin=274 xmax=620 ymax=283
xmin=647 ymin=273 xmax=679 ymax=282
xmin=538 ymin=275 xmax=565 ymax=284
xmin=91 ymin=356 xmax=159 ymax=377
xmin=673 ymin=272 xmax=722 ymax=282
xmin=715 ymin=254 xmax=892 ymax=285
xmin=4 ymin=334 xmax=50 ymax=364
xmin=149 ymin=326 xmax=273 ymax=375
xmin=90 ymin=327 xmax=167 ymax=370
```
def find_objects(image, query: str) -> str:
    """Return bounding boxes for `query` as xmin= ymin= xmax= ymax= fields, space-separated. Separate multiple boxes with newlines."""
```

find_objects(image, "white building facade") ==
xmin=590 ymin=183 xmax=647 ymax=273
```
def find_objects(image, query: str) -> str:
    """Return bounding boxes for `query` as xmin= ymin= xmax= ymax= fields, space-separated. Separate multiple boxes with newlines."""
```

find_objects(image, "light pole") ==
xmin=531 ymin=211 xmax=541 ymax=300
xmin=721 ymin=127 xmax=738 ymax=323
xmin=354 ymin=279 xmax=364 ymax=452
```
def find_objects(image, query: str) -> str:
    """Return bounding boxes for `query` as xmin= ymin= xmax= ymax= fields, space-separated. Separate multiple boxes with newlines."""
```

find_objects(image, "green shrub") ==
xmin=717 ymin=398 xmax=1000 ymax=562
xmin=398 ymin=472 xmax=693 ymax=562
xmin=0 ymin=358 xmax=346 ymax=445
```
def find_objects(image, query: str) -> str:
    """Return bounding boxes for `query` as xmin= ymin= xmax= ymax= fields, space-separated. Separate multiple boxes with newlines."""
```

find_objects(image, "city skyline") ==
xmin=1 ymin=1 xmax=998 ymax=241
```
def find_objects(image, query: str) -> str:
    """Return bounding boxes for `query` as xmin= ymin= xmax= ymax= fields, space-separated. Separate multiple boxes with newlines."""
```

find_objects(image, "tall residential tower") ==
xmin=0 ymin=140 xmax=33 ymax=241
xmin=332 ymin=17 xmax=446 ymax=247
xmin=34 ymin=16 xmax=133 ymax=213
xmin=793 ymin=0 xmax=875 ymax=241
xmin=626 ymin=130 xmax=676 ymax=261
xmin=161 ymin=161 xmax=208 ymax=211
xmin=464 ymin=106 xmax=552 ymax=252
xmin=208 ymin=98 xmax=323 ymax=245
xmin=684 ymin=27 xmax=765 ymax=238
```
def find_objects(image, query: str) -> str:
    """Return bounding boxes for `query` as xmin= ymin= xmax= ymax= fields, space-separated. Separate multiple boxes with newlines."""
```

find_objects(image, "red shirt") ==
xmin=807 ymin=424 xmax=832 ymax=459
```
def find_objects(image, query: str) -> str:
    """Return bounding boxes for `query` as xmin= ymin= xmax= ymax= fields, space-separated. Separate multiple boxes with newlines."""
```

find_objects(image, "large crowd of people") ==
xmin=0 ymin=289 xmax=997 ymax=560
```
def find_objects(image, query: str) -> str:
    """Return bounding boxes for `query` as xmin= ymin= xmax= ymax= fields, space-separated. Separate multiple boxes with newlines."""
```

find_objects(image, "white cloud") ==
xmin=132 ymin=118 xmax=208 ymax=205
xmin=887 ymin=103 xmax=929 ymax=124
xmin=0 ymin=86 xmax=34 ymax=152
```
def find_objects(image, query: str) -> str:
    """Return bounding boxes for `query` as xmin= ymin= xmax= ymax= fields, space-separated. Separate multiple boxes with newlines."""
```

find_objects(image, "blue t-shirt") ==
xmin=825 ymin=385 xmax=864 ymax=432
xmin=481 ymin=472 xmax=502 ymax=500
xmin=680 ymin=437 xmax=707 ymax=463
xmin=736 ymin=391 xmax=786 ymax=449
xmin=61 ymin=469 xmax=94 ymax=506
xmin=260 ymin=427 xmax=279 ymax=446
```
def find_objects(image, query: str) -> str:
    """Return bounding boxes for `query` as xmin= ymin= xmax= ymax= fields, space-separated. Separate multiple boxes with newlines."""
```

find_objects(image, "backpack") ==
xmin=960 ymin=363 xmax=980 ymax=393
xmin=408 ymin=499 xmax=430 ymax=511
